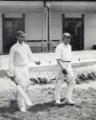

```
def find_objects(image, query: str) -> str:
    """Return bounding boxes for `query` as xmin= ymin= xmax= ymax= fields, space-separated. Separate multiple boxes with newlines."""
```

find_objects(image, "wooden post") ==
xmin=82 ymin=14 xmax=84 ymax=50
xmin=2 ymin=13 xmax=5 ymax=53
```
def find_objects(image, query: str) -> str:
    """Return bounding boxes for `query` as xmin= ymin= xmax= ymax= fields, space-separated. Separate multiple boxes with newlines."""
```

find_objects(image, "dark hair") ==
xmin=16 ymin=31 xmax=25 ymax=37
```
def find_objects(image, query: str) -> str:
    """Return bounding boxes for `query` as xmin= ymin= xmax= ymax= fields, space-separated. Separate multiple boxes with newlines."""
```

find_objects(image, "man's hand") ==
xmin=7 ymin=71 xmax=14 ymax=78
xmin=35 ymin=61 xmax=41 ymax=65
xmin=62 ymin=69 xmax=68 ymax=75
xmin=6 ymin=71 xmax=17 ymax=84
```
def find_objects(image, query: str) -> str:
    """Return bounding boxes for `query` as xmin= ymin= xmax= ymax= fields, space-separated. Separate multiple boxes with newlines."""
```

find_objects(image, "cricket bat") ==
xmin=6 ymin=72 xmax=32 ymax=106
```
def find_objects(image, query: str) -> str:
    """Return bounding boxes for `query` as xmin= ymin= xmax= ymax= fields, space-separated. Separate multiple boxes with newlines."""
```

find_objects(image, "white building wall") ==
xmin=4 ymin=11 xmax=44 ymax=41
xmin=0 ymin=12 xmax=23 ymax=54
xmin=5 ymin=12 xmax=22 ymax=18
xmin=85 ymin=13 xmax=96 ymax=49
xmin=50 ymin=12 xmax=82 ymax=41
xmin=50 ymin=11 xmax=96 ymax=50
xmin=50 ymin=12 xmax=62 ymax=41
xmin=0 ymin=11 xmax=45 ymax=53
xmin=25 ymin=12 xmax=43 ymax=41
xmin=1 ymin=10 xmax=96 ymax=53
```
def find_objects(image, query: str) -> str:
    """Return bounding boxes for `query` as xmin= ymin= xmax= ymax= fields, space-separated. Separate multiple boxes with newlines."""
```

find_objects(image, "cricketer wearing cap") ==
xmin=55 ymin=32 xmax=76 ymax=105
xmin=9 ymin=31 xmax=40 ymax=112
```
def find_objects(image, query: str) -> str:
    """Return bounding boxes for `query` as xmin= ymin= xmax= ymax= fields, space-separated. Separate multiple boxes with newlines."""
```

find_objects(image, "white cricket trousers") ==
xmin=13 ymin=65 xmax=31 ymax=110
xmin=55 ymin=62 xmax=75 ymax=101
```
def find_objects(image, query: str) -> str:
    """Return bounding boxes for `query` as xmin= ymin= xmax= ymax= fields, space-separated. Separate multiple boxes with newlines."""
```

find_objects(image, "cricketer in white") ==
xmin=55 ymin=32 xmax=76 ymax=105
xmin=9 ymin=31 xmax=40 ymax=112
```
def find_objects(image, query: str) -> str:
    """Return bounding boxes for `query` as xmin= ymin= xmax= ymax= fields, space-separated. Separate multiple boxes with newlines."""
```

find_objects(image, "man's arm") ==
xmin=55 ymin=45 xmax=68 ymax=75
xmin=27 ymin=44 xmax=40 ymax=65
xmin=56 ymin=59 xmax=64 ymax=70
xmin=8 ymin=47 xmax=15 ymax=76
xmin=57 ymin=59 xmax=68 ymax=75
xmin=55 ymin=46 xmax=64 ymax=69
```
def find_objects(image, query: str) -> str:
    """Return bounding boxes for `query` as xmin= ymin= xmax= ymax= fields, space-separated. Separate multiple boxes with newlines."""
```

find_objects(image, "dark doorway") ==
xmin=2 ymin=14 xmax=25 ymax=54
xmin=62 ymin=15 xmax=84 ymax=51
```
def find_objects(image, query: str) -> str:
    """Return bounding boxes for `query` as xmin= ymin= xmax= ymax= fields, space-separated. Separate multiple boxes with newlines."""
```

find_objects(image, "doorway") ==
xmin=62 ymin=15 xmax=84 ymax=50
xmin=2 ymin=14 xmax=25 ymax=54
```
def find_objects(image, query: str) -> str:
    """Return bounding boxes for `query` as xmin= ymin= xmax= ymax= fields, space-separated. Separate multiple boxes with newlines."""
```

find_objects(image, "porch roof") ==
xmin=46 ymin=1 xmax=96 ymax=12
xmin=0 ymin=1 xmax=44 ymax=11
xmin=0 ymin=1 xmax=96 ymax=12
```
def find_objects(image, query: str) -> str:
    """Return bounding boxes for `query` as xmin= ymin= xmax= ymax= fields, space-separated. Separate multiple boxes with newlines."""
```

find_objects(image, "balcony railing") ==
xmin=26 ymin=40 xmax=60 ymax=53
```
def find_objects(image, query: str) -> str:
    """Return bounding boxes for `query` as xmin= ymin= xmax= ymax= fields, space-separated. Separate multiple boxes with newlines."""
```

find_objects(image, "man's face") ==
xmin=17 ymin=35 xmax=25 ymax=44
xmin=62 ymin=37 xmax=71 ymax=45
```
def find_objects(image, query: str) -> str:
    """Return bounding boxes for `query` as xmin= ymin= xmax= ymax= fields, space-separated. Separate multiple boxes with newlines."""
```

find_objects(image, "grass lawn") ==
xmin=0 ymin=83 xmax=96 ymax=120
xmin=0 ymin=62 xmax=96 ymax=120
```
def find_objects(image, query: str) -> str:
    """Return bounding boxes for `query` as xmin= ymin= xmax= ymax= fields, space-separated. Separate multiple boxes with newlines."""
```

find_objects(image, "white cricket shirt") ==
xmin=55 ymin=43 xmax=72 ymax=61
xmin=9 ymin=42 xmax=36 ymax=72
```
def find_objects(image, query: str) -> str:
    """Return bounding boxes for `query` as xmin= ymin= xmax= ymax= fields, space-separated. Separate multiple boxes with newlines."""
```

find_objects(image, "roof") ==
xmin=0 ymin=0 xmax=96 ymax=1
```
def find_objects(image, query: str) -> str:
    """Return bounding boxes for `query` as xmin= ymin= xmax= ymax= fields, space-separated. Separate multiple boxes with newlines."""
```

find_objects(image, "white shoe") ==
xmin=20 ymin=107 xmax=26 ymax=112
xmin=27 ymin=101 xmax=32 ymax=107
xmin=55 ymin=99 xmax=62 ymax=105
xmin=66 ymin=99 xmax=75 ymax=105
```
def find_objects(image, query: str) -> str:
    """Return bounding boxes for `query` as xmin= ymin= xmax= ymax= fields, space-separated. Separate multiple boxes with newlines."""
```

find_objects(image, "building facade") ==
xmin=0 ymin=1 xmax=96 ymax=54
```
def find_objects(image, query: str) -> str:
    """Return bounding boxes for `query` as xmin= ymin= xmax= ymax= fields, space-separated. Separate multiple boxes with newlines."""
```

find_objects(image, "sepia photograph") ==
xmin=0 ymin=0 xmax=96 ymax=120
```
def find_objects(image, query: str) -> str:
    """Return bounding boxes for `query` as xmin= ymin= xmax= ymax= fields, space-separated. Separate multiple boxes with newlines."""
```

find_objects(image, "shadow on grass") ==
xmin=0 ymin=98 xmax=66 ymax=114
xmin=0 ymin=100 xmax=57 ymax=120
xmin=28 ymin=98 xmax=66 ymax=112
xmin=0 ymin=100 xmax=58 ymax=114
xmin=1 ymin=114 xmax=19 ymax=120
xmin=0 ymin=100 xmax=19 ymax=114
xmin=0 ymin=98 xmax=66 ymax=120
xmin=0 ymin=98 xmax=82 ymax=120
xmin=0 ymin=100 xmax=20 ymax=120
xmin=28 ymin=100 xmax=56 ymax=112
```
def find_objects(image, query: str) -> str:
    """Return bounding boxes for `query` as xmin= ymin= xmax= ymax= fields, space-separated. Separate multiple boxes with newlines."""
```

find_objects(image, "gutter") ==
xmin=43 ymin=1 xmax=50 ymax=51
